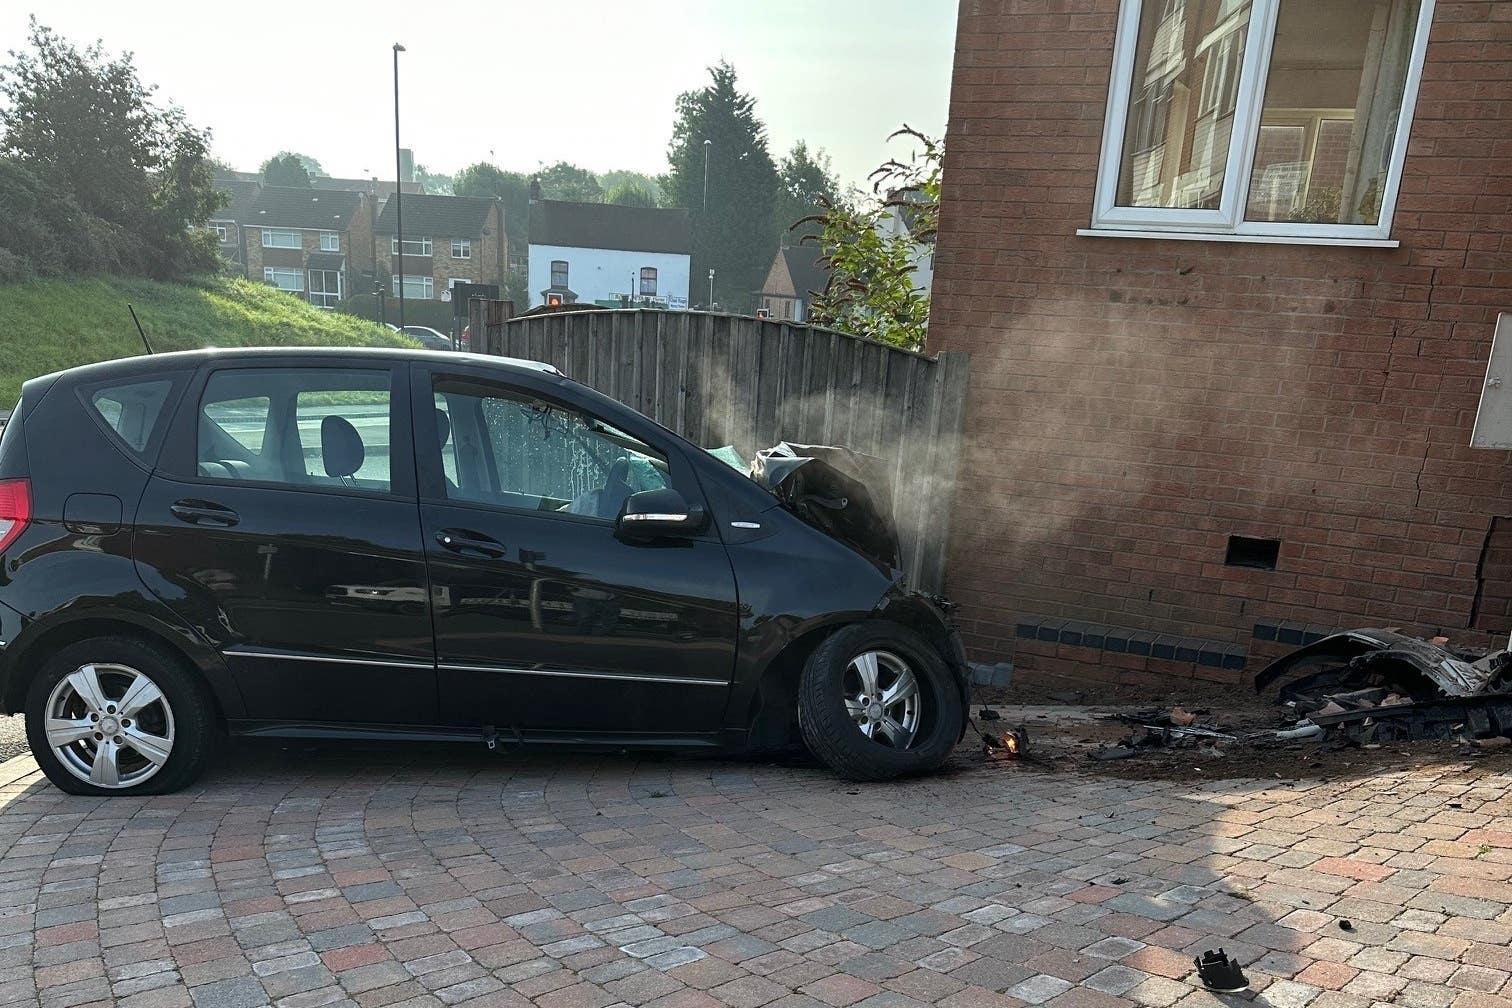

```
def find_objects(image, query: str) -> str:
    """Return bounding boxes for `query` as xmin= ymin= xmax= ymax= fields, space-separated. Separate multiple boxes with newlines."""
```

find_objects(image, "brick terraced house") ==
xmin=243 ymin=187 xmax=371 ymax=309
xmin=374 ymin=193 xmax=507 ymax=308
xmin=930 ymin=0 xmax=1512 ymax=687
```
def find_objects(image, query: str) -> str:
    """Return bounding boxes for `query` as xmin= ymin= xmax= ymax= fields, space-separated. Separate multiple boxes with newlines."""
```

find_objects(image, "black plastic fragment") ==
xmin=1194 ymin=949 xmax=1249 ymax=993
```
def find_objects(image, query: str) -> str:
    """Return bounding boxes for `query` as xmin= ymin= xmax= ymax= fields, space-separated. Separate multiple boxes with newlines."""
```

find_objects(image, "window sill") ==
xmin=1077 ymin=228 xmax=1399 ymax=249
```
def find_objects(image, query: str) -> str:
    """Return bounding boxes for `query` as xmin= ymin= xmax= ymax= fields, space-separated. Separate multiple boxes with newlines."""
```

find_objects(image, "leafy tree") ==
xmin=599 ymin=169 xmax=662 ymax=203
xmin=664 ymin=62 xmax=779 ymax=310
xmin=455 ymin=161 xmax=530 ymax=246
xmin=604 ymin=182 xmax=657 ymax=208
xmin=803 ymin=127 xmax=940 ymax=351
xmin=536 ymin=161 xmax=602 ymax=202
xmin=260 ymin=152 xmax=310 ymax=187
xmin=775 ymin=141 xmax=841 ymax=241
xmin=413 ymin=163 xmax=454 ymax=195
xmin=0 ymin=18 xmax=221 ymax=280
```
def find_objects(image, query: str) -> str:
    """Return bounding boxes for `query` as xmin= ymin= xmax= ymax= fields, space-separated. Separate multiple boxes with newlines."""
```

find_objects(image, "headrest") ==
xmin=321 ymin=415 xmax=364 ymax=479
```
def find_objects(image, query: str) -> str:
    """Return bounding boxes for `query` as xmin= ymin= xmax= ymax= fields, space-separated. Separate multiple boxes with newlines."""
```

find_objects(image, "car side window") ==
xmin=432 ymin=379 xmax=668 ymax=520
xmin=88 ymin=379 xmax=174 ymax=455
xmin=198 ymin=368 xmax=392 ymax=492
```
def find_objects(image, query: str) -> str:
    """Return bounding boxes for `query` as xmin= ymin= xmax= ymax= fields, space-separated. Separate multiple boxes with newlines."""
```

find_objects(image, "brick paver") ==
xmin=0 ymin=747 xmax=1506 ymax=1007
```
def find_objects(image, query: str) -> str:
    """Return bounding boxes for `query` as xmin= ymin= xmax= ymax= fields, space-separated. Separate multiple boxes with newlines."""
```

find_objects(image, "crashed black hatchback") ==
xmin=0 ymin=348 xmax=967 ymax=795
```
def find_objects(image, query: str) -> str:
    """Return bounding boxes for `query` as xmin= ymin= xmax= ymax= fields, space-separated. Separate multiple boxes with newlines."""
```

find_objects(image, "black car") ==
xmin=0 ymin=348 xmax=967 ymax=795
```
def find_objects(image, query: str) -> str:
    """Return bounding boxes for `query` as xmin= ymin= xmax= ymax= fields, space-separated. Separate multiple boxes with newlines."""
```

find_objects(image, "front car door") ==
xmin=413 ymin=363 xmax=738 ymax=742
xmin=133 ymin=359 xmax=435 ymax=726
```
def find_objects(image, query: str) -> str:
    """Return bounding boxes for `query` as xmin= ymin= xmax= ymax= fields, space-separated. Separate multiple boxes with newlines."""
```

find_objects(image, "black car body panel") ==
xmin=0 ymin=347 xmax=966 ymax=759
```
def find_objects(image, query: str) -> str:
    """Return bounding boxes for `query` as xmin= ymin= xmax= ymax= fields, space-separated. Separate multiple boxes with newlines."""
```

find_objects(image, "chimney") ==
xmin=529 ymin=178 xmax=541 ymax=203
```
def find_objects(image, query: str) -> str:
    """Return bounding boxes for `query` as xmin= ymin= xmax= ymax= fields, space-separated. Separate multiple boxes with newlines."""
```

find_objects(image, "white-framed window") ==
xmin=264 ymin=267 xmax=304 ymax=292
xmin=450 ymin=239 xmax=471 ymax=259
xmin=319 ymin=232 xmax=340 ymax=252
xmin=1086 ymin=0 xmax=1434 ymax=245
xmin=208 ymin=224 xmax=229 ymax=241
xmin=262 ymin=229 xmax=301 ymax=249
xmin=391 ymin=236 xmax=433 ymax=256
xmin=391 ymin=274 xmax=434 ymax=300
xmin=550 ymin=260 xmax=568 ymax=288
xmin=308 ymin=268 xmax=343 ymax=309
xmin=639 ymin=267 xmax=657 ymax=297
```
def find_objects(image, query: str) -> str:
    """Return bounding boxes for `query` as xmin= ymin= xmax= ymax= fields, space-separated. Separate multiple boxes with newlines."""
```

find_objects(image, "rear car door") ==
xmin=414 ymin=364 xmax=739 ymax=740
xmin=133 ymin=360 xmax=436 ymax=726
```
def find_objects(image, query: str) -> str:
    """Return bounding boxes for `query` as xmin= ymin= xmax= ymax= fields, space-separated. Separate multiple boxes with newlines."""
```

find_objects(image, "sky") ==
xmin=1 ymin=1 xmax=958 ymax=191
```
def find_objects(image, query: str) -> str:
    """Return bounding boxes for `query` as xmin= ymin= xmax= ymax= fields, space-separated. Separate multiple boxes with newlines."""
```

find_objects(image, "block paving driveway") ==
xmin=0 ymin=745 xmax=1506 ymax=1008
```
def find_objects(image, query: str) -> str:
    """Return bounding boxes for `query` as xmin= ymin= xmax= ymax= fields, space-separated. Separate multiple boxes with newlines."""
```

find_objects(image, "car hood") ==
xmin=746 ymin=442 xmax=900 ymax=571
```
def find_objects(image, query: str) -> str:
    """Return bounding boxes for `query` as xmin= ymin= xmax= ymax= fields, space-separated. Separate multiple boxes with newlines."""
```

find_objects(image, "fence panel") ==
xmin=470 ymin=305 xmax=968 ymax=593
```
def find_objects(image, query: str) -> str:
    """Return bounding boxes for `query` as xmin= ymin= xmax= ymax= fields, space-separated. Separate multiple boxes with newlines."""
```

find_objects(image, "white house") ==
xmin=878 ymin=188 xmax=935 ymax=298
xmin=527 ymin=196 xmax=692 ymax=310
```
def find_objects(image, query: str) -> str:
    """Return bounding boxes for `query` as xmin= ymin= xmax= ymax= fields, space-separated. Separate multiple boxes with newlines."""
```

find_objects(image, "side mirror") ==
xmin=616 ymin=487 xmax=706 ymax=538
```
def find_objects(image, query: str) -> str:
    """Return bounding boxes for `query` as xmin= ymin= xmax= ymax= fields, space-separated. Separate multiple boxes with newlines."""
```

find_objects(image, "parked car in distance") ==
xmin=0 ymin=348 xmax=967 ymax=795
xmin=399 ymin=325 xmax=455 ymax=351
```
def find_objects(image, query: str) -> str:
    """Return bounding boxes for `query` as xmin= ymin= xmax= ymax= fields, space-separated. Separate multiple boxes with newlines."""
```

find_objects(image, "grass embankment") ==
xmin=0 ymin=275 xmax=416 ymax=407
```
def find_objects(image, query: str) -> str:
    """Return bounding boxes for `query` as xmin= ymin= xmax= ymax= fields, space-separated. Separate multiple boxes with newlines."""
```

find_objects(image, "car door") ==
xmin=413 ymin=364 xmax=739 ymax=739
xmin=133 ymin=360 xmax=436 ymax=725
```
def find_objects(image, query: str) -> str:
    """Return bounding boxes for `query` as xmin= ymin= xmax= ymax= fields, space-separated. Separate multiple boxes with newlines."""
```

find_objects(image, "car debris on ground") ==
xmin=1256 ymin=628 xmax=1512 ymax=749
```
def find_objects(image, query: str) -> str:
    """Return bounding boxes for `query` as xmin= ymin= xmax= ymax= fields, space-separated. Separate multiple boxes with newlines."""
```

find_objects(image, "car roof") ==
xmin=36 ymin=346 xmax=562 ymax=387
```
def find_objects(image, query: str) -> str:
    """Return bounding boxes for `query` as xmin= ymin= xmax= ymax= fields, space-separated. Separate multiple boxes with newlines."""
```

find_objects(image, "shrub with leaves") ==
xmin=0 ymin=19 xmax=223 ymax=281
xmin=802 ymin=127 xmax=940 ymax=351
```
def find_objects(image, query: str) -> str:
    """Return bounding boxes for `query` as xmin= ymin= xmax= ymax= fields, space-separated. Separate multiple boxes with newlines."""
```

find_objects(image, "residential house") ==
xmin=209 ymin=170 xmax=263 ymax=268
xmin=243 ymin=187 xmax=371 ymax=309
xmin=311 ymin=175 xmax=424 ymax=197
xmin=373 ymin=193 xmax=507 ymax=310
xmin=880 ymin=188 xmax=935 ymax=299
xmin=527 ymin=194 xmax=691 ymax=309
xmin=758 ymin=245 xmax=828 ymax=322
xmin=930 ymin=0 xmax=1512 ymax=684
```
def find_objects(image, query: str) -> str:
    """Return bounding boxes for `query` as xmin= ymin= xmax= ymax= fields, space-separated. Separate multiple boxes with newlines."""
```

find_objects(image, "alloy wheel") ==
xmin=842 ymin=650 xmax=921 ymax=749
xmin=43 ymin=664 xmax=175 ymax=789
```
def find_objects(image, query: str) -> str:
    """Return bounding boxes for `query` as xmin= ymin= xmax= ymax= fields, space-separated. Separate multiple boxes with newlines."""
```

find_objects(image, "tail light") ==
xmin=0 ymin=479 xmax=31 ymax=555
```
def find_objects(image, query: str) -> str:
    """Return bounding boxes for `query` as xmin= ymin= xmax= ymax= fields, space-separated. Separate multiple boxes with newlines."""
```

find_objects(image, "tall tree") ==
xmin=413 ymin=163 xmax=454 ymax=195
xmin=599 ymin=169 xmax=662 ymax=203
xmin=260 ymin=152 xmax=310 ymax=187
xmin=774 ymin=141 xmax=841 ymax=241
xmin=604 ymin=182 xmax=656 ymax=208
xmin=536 ymin=161 xmax=602 ymax=202
xmin=0 ymin=18 xmax=221 ymax=279
xmin=664 ymin=62 xmax=779 ymax=310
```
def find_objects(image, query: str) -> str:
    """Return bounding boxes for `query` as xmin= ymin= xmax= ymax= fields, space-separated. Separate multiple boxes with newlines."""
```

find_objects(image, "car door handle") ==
xmin=170 ymin=499 xmax=240 ymax=527
xmin=436 ymin=529 xmax=506 ymax=558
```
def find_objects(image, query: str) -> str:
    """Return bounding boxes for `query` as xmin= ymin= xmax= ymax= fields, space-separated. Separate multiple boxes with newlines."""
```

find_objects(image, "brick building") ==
xmin=242 ymin=187 xmax=372 ymax=309
xmin=374 ymin=194 xmax=508 ymax=307
xmin=930 ymin=0 xmax=1512 ymax=687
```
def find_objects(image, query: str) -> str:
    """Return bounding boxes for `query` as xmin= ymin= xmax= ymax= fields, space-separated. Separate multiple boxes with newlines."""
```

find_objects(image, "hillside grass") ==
xmin=0 ymin=275 xmax=417 ymax=407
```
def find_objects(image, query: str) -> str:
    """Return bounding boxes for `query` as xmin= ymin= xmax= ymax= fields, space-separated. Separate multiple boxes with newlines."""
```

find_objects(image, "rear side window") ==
xmin=198 ymin=369 xmax=392 ymax=493
xmin=89 ymin=380 xmax=174 ymax=455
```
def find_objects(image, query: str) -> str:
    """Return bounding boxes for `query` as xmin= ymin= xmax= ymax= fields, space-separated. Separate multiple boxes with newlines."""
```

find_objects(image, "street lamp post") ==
xmin=702 ymin=139 xmax=711 ymax=213
xmin=392 ymin=42 xmax=406 ymax=330
xmin=707 ymin=268 xmax=715 ymax=310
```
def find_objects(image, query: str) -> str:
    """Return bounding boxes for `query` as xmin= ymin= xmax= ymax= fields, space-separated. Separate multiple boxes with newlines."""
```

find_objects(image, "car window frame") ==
xmin=74 ymin=370 xmax=192 ymax=473
xmin=156 ymin=359 xmax=416 ymax=502
xmin=411 ymin=363 xmax=707 ymax=531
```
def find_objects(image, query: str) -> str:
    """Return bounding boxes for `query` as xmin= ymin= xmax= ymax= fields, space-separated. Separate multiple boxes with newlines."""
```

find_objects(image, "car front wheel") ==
xmin=25 ymin=636 xmax=217 ymax=796
xmin=797 ymin=621 xmax=963 ymax=781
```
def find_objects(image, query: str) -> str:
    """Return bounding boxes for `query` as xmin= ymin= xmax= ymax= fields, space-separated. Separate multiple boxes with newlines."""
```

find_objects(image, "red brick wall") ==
xmin=929 ymin=0 xmax=1512 ymax=686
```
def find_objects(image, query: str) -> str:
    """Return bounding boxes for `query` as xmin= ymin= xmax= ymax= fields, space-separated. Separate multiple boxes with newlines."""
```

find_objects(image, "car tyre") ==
xmin=25 ymin=636 xmax=217 ymax=796
xmin=797 ymin=621 xmax=963 ymax=781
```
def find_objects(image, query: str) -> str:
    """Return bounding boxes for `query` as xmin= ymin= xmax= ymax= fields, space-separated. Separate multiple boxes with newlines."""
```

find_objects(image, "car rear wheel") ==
xmin=25 ymin=637 xmax=217 ymax=796
xmin=797 ymin=621 xmax=963 ymax=781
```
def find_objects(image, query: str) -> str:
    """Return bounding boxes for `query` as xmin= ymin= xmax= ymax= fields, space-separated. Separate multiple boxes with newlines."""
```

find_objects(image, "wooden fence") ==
xmin=468 ymin=304 xmax=969 ymax=592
